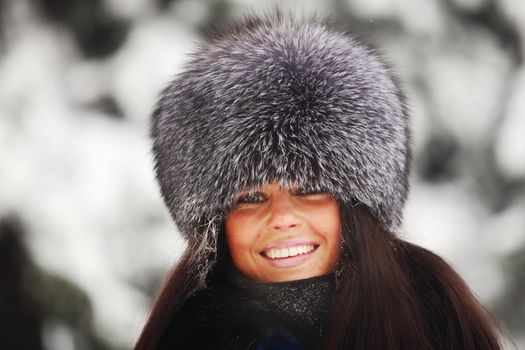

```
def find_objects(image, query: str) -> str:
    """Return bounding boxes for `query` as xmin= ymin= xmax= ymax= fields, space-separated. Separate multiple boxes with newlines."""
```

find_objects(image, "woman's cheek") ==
xmin=226 ymin=215 xmax=258 ymax=255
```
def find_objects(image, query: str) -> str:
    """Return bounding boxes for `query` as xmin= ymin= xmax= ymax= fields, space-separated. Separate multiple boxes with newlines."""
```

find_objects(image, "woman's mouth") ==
xmin=263 ymin=244 xmax=317 ymax=259
xmin=260 ymin=241 xmax=319 ymax=268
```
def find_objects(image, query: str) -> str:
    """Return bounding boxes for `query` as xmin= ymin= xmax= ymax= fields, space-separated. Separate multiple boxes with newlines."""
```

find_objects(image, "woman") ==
xmin=136 ymin=13 xmax=505 ymax=349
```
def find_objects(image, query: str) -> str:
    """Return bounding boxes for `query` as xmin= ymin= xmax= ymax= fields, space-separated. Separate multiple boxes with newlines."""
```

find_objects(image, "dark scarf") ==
xmin=158 ymin=268 xmax=336 ymax=350
xmin=226 ymin=269 xmax=336 ymax=349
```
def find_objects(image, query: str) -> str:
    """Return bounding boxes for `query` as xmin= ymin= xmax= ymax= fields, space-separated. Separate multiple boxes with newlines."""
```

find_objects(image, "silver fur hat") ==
xmin=151 ymin=14 xmax=411 ymax=237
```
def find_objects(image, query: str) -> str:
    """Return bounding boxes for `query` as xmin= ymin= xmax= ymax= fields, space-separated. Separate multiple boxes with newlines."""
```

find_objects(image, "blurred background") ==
xmin=0 ymin=0 xmax=524 ymax=349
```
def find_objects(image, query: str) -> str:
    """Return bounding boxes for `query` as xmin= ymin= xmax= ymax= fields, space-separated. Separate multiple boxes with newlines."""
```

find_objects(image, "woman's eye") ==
xmin=235 ymin=193 xmax=265 ymax=204
xmin=293 ymin=187 xmax=327 ymax=197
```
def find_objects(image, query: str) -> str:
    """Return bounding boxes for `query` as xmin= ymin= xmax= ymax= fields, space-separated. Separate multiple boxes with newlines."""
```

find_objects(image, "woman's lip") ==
xmin=261 ymin=239 xmax=318 ymax=251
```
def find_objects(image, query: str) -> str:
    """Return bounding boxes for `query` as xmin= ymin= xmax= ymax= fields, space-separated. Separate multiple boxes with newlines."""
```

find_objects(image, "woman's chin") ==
xmin=253 ymin=260 xmax=329 ymax=283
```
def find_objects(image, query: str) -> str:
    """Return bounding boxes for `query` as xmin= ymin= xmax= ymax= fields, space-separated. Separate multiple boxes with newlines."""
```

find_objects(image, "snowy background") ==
xmin=0 ymin=0 xmax=524 ymax=349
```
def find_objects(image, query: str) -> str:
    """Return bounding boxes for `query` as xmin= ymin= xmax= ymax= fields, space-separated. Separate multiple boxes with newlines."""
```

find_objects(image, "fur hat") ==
xmin=151 ymin=14 xmax=411 ymax=239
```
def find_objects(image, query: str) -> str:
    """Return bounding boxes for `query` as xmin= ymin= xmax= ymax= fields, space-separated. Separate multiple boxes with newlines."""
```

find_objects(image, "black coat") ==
xmin=156 ymin=274 xmax=335 ymax=350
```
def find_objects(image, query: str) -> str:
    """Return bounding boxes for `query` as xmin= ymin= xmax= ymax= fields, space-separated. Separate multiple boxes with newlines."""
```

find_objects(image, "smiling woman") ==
xmin=135 ymin=12 xmax=506 ymax=350
xmin=226 ymin=183 xmax=342 ymax=282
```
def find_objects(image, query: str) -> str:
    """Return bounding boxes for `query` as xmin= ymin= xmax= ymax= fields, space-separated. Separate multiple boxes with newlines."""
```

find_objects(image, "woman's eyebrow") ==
xmin=235 ymin=188 xmax=263 ymax=197
xmin=289 ymin=183 xmax=316 ymax=191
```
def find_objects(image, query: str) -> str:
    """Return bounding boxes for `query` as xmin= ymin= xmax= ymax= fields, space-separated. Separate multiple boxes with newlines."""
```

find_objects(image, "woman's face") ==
xmin=225 ymin=182 xmax=342 ymax=282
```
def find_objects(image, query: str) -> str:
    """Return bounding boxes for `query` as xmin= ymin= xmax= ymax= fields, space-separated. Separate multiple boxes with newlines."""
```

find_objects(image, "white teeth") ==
xmin=264 ymin=244 xmax=316 ymax=259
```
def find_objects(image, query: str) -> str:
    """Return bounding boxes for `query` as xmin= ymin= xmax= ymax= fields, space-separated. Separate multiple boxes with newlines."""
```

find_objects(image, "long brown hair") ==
xmin=321 ymin=202 xmax=504 ymax=349
xmin=135 ymin=202 xmax=505 ymax=349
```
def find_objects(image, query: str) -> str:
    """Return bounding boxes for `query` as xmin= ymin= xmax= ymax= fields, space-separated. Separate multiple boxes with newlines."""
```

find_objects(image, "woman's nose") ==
xmin=266 ymin=197 xmax=302 ymax=232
